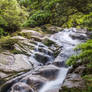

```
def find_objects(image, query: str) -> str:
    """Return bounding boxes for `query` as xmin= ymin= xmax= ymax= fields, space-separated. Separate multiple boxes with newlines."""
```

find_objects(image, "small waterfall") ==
xmin=39 ymin=68 xmax=69 ymax=92
xmin=1 ymin=28 xmax=87 ymax=92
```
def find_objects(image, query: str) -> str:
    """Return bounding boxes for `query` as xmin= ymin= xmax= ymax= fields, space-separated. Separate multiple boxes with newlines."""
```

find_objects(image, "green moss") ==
xmin=11 ymin=49 xmax=24 ymax=54
xmin=43 ymin=38 xmax=55 ymax=46
xmin=0 ymin=36 xmax=18 ymax=50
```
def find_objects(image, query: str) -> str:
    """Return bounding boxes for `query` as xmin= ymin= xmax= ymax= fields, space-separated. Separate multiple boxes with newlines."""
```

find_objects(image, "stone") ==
xmin=11 ymin=36 xmax=26 ymax=40
xmin=35 ymin=52 xmax=51 ymax=64
xmin=70 ymin=33 xmax=87 ymax=40
xmin=21 ymin=75 xmax=47 ymax=90
xmin=62 ymin=73 xmax=86 ymax=89
xmin=74 ymin=65 xmax=86 ymax=75
xmin=0 ymin=72 xmax=8 ymax=78
xmin=10 ymin=82 xmax=34 ymax=92
xmin=20 ymin=29 xmax=43 ymax=39
xmin=42 ymin=24 xmax=63 ymax=34
xmin=34 ymin=65 xmax=59 ymax=80
xmin=0 ymin=52 xmax=32 ymax=73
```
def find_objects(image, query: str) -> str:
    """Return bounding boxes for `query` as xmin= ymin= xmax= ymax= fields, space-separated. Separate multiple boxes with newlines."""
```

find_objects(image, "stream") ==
xmin=0 ymin=28 xmax=88 ymax=92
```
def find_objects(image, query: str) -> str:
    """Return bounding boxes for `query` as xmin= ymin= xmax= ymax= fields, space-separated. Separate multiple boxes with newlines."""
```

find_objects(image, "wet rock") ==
xmin=42 ymin=37 xmax=56 ymax=47
xmin=21 ymin=75 xmax=47 ymax=90
xmin=34 ymin=65 xmax=59 ymax=80
xmin=72 ymin=28 xmax=87 ymax=34
xmin=35 ymin=52 xmax=51 ymax=64
xmin=10 ymin=82 xmax=34 ymax=92
xmin=70 ymin=33 xmax=87 ymax=40
xmin=62 ymin=73 xmax=86 ymax=89
xmin=42 ymin=37 xmax=61 ymax=57
xmin=53 ymin=61 xmax=68 ymax=68
xmin=53 ymin=47 xmax=62 ymax=57
xmin=38 ymin=47 xmax=53 ymax=56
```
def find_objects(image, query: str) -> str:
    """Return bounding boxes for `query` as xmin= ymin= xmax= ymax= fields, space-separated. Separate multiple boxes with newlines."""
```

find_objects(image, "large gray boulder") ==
xmin=0 ymin=52 xmax=32 ymax=73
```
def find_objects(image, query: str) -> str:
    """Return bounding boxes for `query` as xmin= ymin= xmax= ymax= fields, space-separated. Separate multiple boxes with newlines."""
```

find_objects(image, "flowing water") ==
xmin=0 ymin=28 xmax=87 ymax=92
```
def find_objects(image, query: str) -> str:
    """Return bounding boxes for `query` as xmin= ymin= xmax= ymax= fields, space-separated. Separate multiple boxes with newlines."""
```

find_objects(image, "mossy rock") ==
xmin=41 ymin=24 xmax=63 ymax=34
xmin=42 ymin=38 xmax=55 ymax=46
xmin=0 ymin=36 xmax=18 ymax=50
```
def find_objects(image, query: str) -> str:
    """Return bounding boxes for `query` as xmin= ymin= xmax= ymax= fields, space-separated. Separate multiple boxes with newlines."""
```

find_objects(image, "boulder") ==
xmin=0 ymin=72 xmax=8 ymax=79
xmin=21 ymin=75 xmax=48 ymax=90
xmin=11 ymin=36 xmax=26 ymax=40
xmin=35 ymin=52 xmax=51 ymax=64
xmin=62 ymin=73 xmax=86 ymax=89
xmin=10 ymin=82 xmax=34 ymax=92
xmin=41 ymin=24 xmax=63 ymax=34
xmin=0 ymin=52 xmax=32 ymax=73
xmin=20 ymin=29 xmax=43 ymax=39
xmin=53 ymin=61 xmax=68 ymax=68
xmin=70 ymin=33 xmax=87 ymax=40
xmin=34 ymin=65 xmax=59 ymax=80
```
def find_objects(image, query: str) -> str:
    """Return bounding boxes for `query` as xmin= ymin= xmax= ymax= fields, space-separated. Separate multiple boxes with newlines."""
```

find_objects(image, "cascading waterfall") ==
xmin=0 ymin=28 xmax=88 ymax=92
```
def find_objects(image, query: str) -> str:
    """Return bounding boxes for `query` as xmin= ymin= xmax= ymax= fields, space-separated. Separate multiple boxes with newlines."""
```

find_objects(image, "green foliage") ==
xmin=66 ymin=55 xmax=79 ymax=66
xmin=21 ymin=0 xmax=92 ymax=28
xmin=0 ymin=0 xmax=28 ymax=37
xmin=0 ymin=0 xmax=92 ymax=30
xmin=66 ymin=40 xmax=92 ymax=66
xmin=60 ymin=87 xmax=92 ymax=92
xmin=82 ymin=13 xmax=92 ymax=31
xmin=0 ymin=28 xmax=5 ymax=37
xmin=23 ymin=10 xmax=51 ymax=27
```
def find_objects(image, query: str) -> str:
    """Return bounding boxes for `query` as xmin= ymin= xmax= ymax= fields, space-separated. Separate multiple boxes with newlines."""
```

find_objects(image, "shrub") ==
xmin=66 ymin=40 xmax=92 ymax=66
xmin=23 ymin=10 xmax=51 ymax=27
xmin=82 ymin=13 xmax=92 ymax=31
xmin=0 ymin=0 xmax=28 ymax=36
xmin=0 ymin=28 xmax=4 ymax=37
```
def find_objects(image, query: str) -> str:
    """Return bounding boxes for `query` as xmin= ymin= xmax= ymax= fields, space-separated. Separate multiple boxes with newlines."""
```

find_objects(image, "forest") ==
xmin=0 ymin=0 xmax=92 ymax=92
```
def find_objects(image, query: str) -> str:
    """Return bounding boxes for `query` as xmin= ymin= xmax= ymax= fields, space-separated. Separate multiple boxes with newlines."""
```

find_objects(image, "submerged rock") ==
xmin=21 ymin=75 xmax=48 ymax=90
xmin=35 ymin=52 xmax=51 ymax=64
xmin=69 ymin=32 xmax=87 ymax=40
xmin=34 ymin=65 xmax=59 ymax=80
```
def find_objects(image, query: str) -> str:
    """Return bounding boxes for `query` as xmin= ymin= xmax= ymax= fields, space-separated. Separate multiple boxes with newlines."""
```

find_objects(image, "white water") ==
xmin=39 ymin=68 xmax=69 ymax=92
xmin=38 ymin=28 xmax=86 ymax=92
